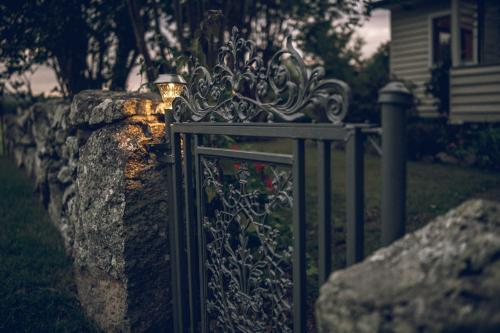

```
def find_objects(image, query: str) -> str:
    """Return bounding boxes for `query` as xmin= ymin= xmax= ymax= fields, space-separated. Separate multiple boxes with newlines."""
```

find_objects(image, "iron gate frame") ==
xmin=164 ymin=27 xmax=409 ymax=333
xmin=167 ymin=123 xmax=368 ymax=333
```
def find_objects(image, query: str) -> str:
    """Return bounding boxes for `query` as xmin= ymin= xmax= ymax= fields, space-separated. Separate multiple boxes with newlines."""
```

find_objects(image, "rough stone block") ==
xmin=70 ymin=90 xmax=166 ymax=128
xmin=316 ymin=199 xmax=500 ymax=333
xmin=74 ymin=119 xmax=170 ymax=332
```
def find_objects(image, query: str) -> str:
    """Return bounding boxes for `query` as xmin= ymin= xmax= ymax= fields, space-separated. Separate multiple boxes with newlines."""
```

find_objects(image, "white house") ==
xmin=373 ymin=0 xmax=500 ymax=123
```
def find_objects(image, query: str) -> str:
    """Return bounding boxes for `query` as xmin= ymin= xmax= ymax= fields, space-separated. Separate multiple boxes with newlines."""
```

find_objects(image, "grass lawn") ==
xmin=0 ymin=133 xmax=498 ymax=331
xmin=228 ymin=138 xmax=500 ymax=329
xmin=0 ymin=157 xmax=98 ymax=333
xmin=240 ymin=138 xmax=500 ymax=262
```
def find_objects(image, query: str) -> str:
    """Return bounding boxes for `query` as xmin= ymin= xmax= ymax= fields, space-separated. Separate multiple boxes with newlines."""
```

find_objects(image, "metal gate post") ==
xmin=378 ymin=82 xmax=412 ymax=247
xmin=164 ymin=110 xmax=188 ymax=333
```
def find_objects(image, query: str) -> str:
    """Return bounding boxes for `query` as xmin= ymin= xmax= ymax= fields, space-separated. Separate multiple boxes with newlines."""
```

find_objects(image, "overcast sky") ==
xmin=26 ymin=9 xmax=390 ymax=95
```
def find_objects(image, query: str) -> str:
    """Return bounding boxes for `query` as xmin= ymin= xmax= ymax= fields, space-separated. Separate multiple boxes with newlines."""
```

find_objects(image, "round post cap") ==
xmin=378 ymin=81 xmax=413 ymax=105
xmin=154 ymin=74 xmax=186 ymax=85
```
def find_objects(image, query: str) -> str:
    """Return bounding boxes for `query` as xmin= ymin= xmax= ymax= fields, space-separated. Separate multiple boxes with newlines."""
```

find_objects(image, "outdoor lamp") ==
xmin=154 ymin=74 xmax=186 ymax=156
xmin=154 ymin=74 xmax=186 ymax=109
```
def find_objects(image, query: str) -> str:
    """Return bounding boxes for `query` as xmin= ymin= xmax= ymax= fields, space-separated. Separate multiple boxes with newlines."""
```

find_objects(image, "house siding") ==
xmin=448 ymin=0 xmax=500 ymax=123
xmin=483 ymin=0 xmax=500 ymax=64
xmin=390 ymin=1 xmax=450 ymax=117
xmin=449 ymin=64 xmax=500 ymax=123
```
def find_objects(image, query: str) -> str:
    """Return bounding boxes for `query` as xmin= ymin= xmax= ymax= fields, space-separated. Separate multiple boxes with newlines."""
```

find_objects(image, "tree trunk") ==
xmin=110 ymin=8 xmax=138 ymax=91
xmin=126 ymin=0 xmax=156 ymax=83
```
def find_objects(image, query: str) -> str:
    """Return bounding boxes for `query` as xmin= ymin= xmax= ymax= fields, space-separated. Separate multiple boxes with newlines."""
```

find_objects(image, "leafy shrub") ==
xmin=425 ymin=59 xmax=451 ymax=116
xmin=348 ymin=42 xmax=389 ymax=124
xmin=446 ymin=124 xmax=500 ymax=170
xmin=407 ymin=119 xmax=500 ymax=170
xmin=0 ymin=94 xmax=21 ymax=115
xmin=407 ymin=119 xmax=448 ymax=160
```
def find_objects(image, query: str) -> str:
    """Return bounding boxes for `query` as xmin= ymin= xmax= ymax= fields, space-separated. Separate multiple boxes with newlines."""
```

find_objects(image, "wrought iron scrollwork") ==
xmin=201 ymin=158 xmax=294 ymax=332
xmin=173 ymin=27 xmax=350 ymax=124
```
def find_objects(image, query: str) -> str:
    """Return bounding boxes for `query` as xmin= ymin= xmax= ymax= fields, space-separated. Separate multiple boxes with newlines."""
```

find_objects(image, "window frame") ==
xmin=428 ymin=11 xmax=452 ymax=67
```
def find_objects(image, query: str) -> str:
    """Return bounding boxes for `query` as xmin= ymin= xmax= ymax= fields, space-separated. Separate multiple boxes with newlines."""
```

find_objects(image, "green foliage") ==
xmin=350 ymin=42 xmax=390 ymax=123
xmin=425 ymin=59 xmax=451 ymax=115
xmin=0 ymin=0 xmax=137 ymax=96
xmin=0 ymin=157 xmax=99 ymax=332
xmin=173 ymin=0 xmax=369 ymax=66
xmin=0 ymin=94 xmax=19 ymax=115
xmin=407 ymin=119 xmax=449 ymax=159
xmin=407 ymin=120 xmax=500 ymax=171
xmin=249 ymin=138 xmax=500 ymax=257
xmin=446 ymin=124 xmax=500 ymax=170
xmin=1 ymin=0 xmax=371 ymax=97
xmin=301 ymin=21 xmax=361 ymax=83
xmin=474 ymin=126 xmax=500 ymax=168
xmin=293 ymin=8 xmax=391 ymax=123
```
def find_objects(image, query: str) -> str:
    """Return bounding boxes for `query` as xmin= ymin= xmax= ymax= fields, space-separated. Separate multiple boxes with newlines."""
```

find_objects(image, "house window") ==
xmin=458 ymin=0 xmax=478 ymax=64
xmin=461 ymin=28 xmax=474 ymax=62
xmin=432 ymin=15 xmax=451 ymax=64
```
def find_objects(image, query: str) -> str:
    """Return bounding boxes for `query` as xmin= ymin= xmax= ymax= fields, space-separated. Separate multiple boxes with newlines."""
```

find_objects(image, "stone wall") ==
xmin=3 ymin=91 xmax=172 ymax=332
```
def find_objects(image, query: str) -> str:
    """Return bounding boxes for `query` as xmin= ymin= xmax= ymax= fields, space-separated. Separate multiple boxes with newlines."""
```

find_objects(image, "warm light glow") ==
xmin=156 ymin=82 xmax=185 ymax=109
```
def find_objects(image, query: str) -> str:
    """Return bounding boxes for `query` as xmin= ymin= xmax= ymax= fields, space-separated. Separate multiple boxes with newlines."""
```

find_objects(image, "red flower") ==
xmin=234 ymin=163 xmax=241 ymax=170
xmin=264 ymin=176 xmax=273 ymax=190
xmin=254 ymin=162 xmax=266 ymax=172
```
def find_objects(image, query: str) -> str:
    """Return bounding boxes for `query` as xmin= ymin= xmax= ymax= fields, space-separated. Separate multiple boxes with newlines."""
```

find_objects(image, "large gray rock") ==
xmin=316 ymin=199 xmax=500 ymax=333
xmin=74 ymin=119 xmax=170 ymax=332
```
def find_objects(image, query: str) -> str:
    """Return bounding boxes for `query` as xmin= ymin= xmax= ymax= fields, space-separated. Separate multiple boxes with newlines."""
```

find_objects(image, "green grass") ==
xmin=240 ymin=138 xmax=500 ymax=259
xmin=1 ymin=135 xmax=498 ymax=331
xmin=237 ymin=138 xmax=500 ymax=329
xmin=0 ymin=157 xmax=99 ymax=333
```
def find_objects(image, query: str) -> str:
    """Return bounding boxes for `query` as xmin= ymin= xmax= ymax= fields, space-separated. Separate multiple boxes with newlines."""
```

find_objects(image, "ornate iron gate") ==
xmin=165 ymin=28 xmax=401 ymax=333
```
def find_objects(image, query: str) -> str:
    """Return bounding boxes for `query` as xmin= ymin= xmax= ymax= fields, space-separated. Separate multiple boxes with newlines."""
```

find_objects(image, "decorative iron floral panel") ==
xmin=200 ymin=156 xmax=294 ymax=332
xmin=172 ymin=27 xmax=350 ymax=125
xmin=168 ymin=24 xmax=356 ymax=333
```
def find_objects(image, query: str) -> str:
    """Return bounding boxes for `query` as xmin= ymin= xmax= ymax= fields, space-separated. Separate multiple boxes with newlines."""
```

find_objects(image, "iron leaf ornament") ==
xmin=172 ymin=27 xmax=350 ymax=124
xmin=201 ymin=158 xmax=294 ymax=332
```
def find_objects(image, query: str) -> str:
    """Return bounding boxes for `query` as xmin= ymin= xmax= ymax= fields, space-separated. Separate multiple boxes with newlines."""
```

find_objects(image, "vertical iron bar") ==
xmin=172 ymin=131 xmax=189 ymax=332
xmin=345 ymin=128 xmax=364 ymax=266
xmin=166 ymin=149 xmax=179 ymax=333
xmin=165 ymin=113 xmax=180 ymax=333
xmin=183 ymin=134 xmax=199 ymax=333
xmin=317 ymin=140 xmax=332 ymax=285
xmin=292 ymin=139 xmax=306 ymax=333
xmin=194 ymin=135 xmax=207 ymax=333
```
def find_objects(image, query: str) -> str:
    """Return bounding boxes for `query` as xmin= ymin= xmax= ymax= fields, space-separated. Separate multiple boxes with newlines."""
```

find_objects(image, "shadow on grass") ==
xmin=0 ymin=157 xmax=99 ymax=333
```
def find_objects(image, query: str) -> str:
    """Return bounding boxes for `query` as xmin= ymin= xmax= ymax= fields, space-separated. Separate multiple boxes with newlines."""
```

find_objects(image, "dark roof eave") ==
xmin=370 ymin=0 xmax=418 ymax=10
